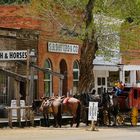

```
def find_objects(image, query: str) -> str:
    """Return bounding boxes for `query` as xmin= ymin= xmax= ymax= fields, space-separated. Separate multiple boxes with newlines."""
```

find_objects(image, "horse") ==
xmin=62 ymin=96 xmax=81 ymax=127
xmin=32 ymin=96 xmax=62 ymax=127
xmin=32 ymin=96 xmax=81 ymax=128
xmin=39 ymin=96 xmax=62 ymax=127
xmin=101 ymin=91 xmax=119 ymax=126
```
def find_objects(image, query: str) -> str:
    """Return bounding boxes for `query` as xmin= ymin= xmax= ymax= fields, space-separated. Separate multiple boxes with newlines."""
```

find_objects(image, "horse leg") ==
xmin=75 ymin=102 xmax=81 ymax=127
xmin=53 ymin=114 xmax=58 ymax=127
xmin=112 ymin=110 xmax=118 ymax=126
xmin=56 ymin=105 xmax=62 ymax=128
xmin=43 ymin=113 xmax=49 ymax=127
xmin=108 ymin=110 xmax=112 ymax=126
xmin=70 ymin=116 xmax=74 ymax=127
xmin=113 ymin=115 xmax=117 ymax=126
xmin=53 ymin=112 xmax=62 ymax=128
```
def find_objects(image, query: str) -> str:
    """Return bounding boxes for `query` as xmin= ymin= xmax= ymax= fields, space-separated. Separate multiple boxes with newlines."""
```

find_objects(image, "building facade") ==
xmin=0 ymin=5 xmax=81 ymax=107
xmin=1 ymin=3 xmax=140 ymax=108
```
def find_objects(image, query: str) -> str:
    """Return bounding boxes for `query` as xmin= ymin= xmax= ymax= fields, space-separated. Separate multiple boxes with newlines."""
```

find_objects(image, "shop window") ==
xmin=98 ymin=77 xmax=105 ymax=86
xmin=44 ymin=59 xmax=52 ymax=97
xmin=73 ymin=61 xmax=79 ymax=95
xmin=97 ymin=77 xmax=106 ymax=94
xmin=125 ymin=71 xmax=130 ymax=84
xmin=108 ymin=71 xmax=119 ymax=87
xmin=0 ymin=72 xmax=7 ymax=105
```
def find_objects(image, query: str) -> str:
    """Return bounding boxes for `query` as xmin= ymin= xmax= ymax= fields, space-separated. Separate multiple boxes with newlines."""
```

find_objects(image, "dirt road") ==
xmin=0 ymin=125 xmax=140 ymax=140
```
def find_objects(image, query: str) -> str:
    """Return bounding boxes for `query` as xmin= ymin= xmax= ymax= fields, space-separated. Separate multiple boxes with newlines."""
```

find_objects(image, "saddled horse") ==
xmin=62 ymin=96 xmax=81 ymax=127
xmin=32 ymin=96 xmax=62 ymax=127
xmin=101 ymin=91 xmax=119 ymax=126
xmin=32 ymin=96 xmax=81 ymax=127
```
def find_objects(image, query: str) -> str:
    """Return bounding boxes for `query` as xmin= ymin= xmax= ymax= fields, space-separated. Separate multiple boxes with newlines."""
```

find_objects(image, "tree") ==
xmin=27 ymin=0 xmax=140 ymax=93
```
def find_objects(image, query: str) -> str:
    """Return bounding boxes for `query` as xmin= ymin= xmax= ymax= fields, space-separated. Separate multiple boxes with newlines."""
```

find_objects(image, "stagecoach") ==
xmin=117 ymin=86 xmax=140 ymax=126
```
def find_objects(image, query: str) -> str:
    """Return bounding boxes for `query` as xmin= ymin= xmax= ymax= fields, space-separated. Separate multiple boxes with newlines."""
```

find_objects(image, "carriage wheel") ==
xmin=103 ymin=110 xmax=109 ymax=125
xmin=131 ymin=107 xmax=138 ymax=126
xmin=116 ymin=115 xmax=124 ymax=125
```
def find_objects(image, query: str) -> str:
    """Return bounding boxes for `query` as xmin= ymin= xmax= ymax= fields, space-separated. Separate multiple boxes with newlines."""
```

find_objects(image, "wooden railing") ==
xmin=5 ymin=106 xmax=34 ymax=128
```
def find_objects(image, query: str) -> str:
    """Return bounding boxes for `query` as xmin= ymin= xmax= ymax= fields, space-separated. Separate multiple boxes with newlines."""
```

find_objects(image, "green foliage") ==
xmin=29 ymin=0 xmax=140 ymax=61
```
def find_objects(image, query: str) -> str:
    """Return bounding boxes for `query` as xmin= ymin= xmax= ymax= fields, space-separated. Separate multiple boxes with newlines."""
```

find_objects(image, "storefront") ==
xmin=38 ymin=41 xmax=81 ymax=98
xmin=93 ymin=56 xmax=119 ymax=94
xmin=119 ymin=65 xmax=140 ymax=87
xmin=0 ymin=28 xmax=38 ymax=106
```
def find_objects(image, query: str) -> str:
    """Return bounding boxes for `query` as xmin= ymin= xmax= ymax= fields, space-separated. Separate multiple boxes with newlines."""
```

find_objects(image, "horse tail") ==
xmin=76 ymin=101 xmax=81 ymax=127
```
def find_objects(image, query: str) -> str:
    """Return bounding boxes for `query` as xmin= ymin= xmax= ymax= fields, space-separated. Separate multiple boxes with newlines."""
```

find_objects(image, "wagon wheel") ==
xmin=103 ymin=110 xmax=109 ymax=125
xmin=131 ymin=107 xmax=138 ymax=126
xmin=116 ymin=115 xmax=124 ymax=125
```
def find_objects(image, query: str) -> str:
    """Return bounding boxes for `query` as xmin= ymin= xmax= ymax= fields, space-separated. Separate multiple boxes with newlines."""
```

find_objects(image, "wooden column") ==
xmin=8 ymin=108 xmax=12 ymax=128
xmin=26 ymin=49 xmax=30 ymax=105
xmin=15 ymin=81 xmax=21 ymax=127
xmin=15 ymin=63 xmax=21 ymax=127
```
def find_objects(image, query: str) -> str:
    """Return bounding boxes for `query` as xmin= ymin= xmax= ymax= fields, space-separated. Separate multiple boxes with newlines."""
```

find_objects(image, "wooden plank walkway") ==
xmin=0 ymin=115 xmax=73 ymax=128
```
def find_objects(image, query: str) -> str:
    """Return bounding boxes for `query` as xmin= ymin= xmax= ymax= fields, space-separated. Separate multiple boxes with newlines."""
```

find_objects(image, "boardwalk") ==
xmin=0 ymin=115 xmax=73 ymax=128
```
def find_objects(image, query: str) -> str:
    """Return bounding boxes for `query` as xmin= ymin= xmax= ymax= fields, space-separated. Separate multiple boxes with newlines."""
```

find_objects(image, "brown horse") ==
xmin=32 ymin=96 xmax=81 ymax=127
xmin=39 ymin=96 xmax=62 ymax=127
xmin=62 ymin=96 xmax=81 ymax=127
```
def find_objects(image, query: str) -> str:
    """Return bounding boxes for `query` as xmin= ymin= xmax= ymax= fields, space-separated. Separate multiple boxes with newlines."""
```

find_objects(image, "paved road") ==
xmin=0 ymin=125 xmax=140 ymax=140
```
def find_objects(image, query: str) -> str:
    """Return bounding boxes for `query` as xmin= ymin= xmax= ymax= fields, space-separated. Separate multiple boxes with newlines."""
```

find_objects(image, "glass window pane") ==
xmin=102 ymin=78 xmax=105 ymax=85
xmin=73 ymin=71 xmax=78 ymax=80
xmin=125 ymin=71 xmax=130 ymax=83
xmin=98 ymin=78 xmax=101 ymax=86
xmin=45 ymin=81 xmax=50 ymax=97
xmin=73 ymin=81 xmax=78 ymax=94
xmin=45 ymin=61 xmax=51 ymax=68
xmin=73 ymin=61 xmax=79 ymax=95
xmin=73 ymin=62 xmax=78 ymax=69
xmin=44 ymin=59 xmax=52 ymax=97
xmin=45 ymin=73 xmax=50 ymax=79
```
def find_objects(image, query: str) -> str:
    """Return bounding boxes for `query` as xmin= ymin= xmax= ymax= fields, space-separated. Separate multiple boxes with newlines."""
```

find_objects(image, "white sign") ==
xmin=11 ymin=100 xmax=25 ymax=120
xmin=88 ymin=102 xmax=98 ymax=121
xmin=0 ymin=50 xmax=27 ymax=60
xmin=48 ymin=42 xmax=79 ymax=54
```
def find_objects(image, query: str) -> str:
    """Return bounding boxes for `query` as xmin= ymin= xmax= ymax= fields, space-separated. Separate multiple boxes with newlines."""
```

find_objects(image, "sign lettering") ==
xmin=48 ymin=42 xmax=79 ymax=54
xmin=0 ymin=50 xmax=27 ymax=60
xmin=88 ymin=102 xmax=98 ymax=121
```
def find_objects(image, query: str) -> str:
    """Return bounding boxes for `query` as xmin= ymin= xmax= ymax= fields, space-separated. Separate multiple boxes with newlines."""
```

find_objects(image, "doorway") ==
xmin=60 ymin=59 xmax=67 ymax=96
xmin=20 ymin=81 xmax=26 ymax=100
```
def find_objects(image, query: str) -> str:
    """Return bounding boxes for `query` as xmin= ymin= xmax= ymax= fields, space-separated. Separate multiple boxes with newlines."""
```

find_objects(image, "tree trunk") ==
xmin=78 ymin=0 xmax=98 ymax=93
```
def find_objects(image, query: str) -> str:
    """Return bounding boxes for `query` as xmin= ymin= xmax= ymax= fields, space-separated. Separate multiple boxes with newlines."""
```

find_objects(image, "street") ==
xmin=0 ymin=125 xmax=140 ymax=140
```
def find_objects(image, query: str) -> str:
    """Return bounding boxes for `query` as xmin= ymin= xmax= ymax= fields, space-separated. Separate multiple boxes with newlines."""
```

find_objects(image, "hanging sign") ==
xmin=0 ymin=50 xmax=27 ymax=60
xmin=88 ymin=102 xmax=98 ymax=121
